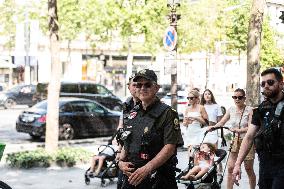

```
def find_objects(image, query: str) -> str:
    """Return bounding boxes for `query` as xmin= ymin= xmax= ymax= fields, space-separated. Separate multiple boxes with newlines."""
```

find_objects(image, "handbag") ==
xmin=231 ymin=106 xmax=246 ymax=153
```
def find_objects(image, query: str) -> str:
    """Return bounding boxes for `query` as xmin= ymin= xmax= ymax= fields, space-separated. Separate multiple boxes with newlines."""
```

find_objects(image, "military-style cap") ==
xmin=133 ymin=69 xmax=157 ymax=83
xmin=127 ymin=73 xmax=136 ymax=84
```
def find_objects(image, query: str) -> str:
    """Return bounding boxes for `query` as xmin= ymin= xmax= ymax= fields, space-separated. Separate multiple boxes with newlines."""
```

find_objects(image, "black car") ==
xmin=33 ymin=81 xmax=123 ymax=111
xmin=16 ymin=98 xmax=121 ymax=140
xmin=0 ymin=84 xmax=36 ymax=109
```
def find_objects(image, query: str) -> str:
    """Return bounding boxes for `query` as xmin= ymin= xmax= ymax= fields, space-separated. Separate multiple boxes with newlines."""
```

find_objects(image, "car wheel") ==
xmin=59 ymin=123 xmax=75 ymax=140
xmin=29 ymin=134 xmax=41 ymax=140
xmin=4 ymin=98 xmax=16 ymax=109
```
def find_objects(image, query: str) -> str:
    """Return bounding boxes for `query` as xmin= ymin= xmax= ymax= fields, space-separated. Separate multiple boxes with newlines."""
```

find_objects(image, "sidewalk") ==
xmin=0 ymin=147 xmax=259 ymax=189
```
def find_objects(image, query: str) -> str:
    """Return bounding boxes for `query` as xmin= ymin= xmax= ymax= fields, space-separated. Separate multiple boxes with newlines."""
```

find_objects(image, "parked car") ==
xmin=16 ymin=97 xmax=121 ymax=140
xmin=32 ymin=81 xmax=123 ymax=111
xmin=0 ymin=84 xmax=36 ymax=109
xmin=160 ymin=90 xmax=188 ymax=120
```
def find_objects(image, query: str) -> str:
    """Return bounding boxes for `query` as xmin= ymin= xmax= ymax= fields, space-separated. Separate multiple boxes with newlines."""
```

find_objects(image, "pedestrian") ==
xmin=232 ymin=68 xmax=284 ymax=189
xmin=208 ymin=88 xmax=256 ymax=189
xmin=117 ymin=69 xmax=183 ymax=189
xmin=116 ymin=74 xmax=140 ymax=189
xmin=183 ymin=89 xmax=208 ymax=157
xmin=200 ymin=89 xmax=223 ymax=173
xmin=200 ymin=89 xmax=223 ymax=144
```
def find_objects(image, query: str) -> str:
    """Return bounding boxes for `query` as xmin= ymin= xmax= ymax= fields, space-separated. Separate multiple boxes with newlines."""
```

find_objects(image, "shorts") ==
xmin=231 ymin=137 xmax=255 ymax=161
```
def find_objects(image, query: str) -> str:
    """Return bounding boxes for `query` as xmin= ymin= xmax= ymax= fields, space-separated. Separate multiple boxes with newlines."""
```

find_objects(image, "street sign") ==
xmin=163 ymin=26 xmax=177 ymax=51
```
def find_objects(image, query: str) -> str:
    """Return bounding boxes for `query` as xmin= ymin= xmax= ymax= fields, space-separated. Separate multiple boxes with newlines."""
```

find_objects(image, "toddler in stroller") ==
xmin=85 ymin=141 xmax=120 ymax=187
xmin=181 ymin=143 xmax=216 ymax=181
xmin=177 ymin=137 xmax=227 ymax=189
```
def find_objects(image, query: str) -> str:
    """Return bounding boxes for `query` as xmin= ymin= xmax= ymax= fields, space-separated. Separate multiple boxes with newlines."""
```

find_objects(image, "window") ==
xmin=70 ymin=102 xmax=86 ymax=112
xmin=84 ymin=102 xmax=105 ymax=114
xmin=80 ymin=84 xmax=98 ymax=94
xmin=96 ymin=85 xmax=111 ymax=95
xmin=60 ymin=103 xmax=73 ymax=112
xmin=61 ymin=84 xmax=79 ymax=93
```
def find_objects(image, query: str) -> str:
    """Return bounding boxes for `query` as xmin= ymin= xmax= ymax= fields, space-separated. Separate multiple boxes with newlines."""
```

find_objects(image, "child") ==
xmin=89 ymin=140 xmax=119 ymax=177
xmin=181 ymin=143 xmax=216 ymax=180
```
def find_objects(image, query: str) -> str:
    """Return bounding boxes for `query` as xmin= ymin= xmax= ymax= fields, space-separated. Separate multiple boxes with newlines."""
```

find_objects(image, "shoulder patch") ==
xmin=171 ymin=108 xmax=177 ymax=112
xmin=173 ymin=118 xmax=179 ymax=130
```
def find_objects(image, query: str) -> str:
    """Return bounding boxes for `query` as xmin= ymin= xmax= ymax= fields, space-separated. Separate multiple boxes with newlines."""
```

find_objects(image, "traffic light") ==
xmin=280 ymin=11 xmax=284 ymax=24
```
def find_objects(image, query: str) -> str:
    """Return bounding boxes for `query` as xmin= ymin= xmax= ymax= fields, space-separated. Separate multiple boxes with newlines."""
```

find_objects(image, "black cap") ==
xmin=133 ymin=69 xmax=157 ymax=83
xmin=127 ymin=73 xmax=136 ymax=84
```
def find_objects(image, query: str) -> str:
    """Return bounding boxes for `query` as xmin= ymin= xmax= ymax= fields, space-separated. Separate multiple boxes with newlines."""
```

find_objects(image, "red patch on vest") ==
xmin=128 ymin=112 xmax=137 ymax=119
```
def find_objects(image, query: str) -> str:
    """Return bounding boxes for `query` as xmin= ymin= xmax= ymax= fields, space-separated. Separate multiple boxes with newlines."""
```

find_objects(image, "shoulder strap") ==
xmin=275 ymin=100 xmax=284 ymax=118
xmin=148 ymin=102 xmax=170 ymax=118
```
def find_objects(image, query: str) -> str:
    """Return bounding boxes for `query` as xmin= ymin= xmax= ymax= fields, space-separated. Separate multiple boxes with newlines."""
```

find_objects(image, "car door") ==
xmin=67 ymin=101 xmax=90 ymax=137
xmin=84 ymin=101 xmax=111 ymax=136
xmin=16 ymin=85 xmax=34 ymax=105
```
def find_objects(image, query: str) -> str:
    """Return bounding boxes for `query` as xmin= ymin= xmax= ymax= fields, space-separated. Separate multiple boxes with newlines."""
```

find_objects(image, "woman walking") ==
xmin=208 ymin=88 xmax=256 ymax=189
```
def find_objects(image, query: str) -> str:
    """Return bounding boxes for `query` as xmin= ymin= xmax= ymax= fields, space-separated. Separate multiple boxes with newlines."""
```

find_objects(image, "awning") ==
xmin=0 ymin=59 xmax=16 ymax=68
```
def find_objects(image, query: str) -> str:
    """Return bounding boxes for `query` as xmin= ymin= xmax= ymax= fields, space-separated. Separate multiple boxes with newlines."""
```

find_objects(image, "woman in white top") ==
xmin=200 ymin=89 xmax=223 ymax=144
xmin=208 ymin=88 xmax=256 ymax=189
xmin=183 ymin=89 xmax=208 ymax=157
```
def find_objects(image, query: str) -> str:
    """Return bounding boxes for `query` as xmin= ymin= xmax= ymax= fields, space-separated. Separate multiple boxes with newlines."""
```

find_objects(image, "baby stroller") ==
xmin=176 ymin=127 xmax=234 ymax=189
xmin=84 ymin=130 xmax=124 ymax=187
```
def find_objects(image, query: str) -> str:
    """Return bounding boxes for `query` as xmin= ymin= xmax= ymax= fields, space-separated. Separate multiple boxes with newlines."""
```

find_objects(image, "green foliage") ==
xmin=6 ymin=147 xmax=92 ymax=169
xmin=6 ymin=149 xmax=52 ymax=168
xmin=260 ymin=19 xmax=284 ymax=70
xmin=55 ymin=147 xmax=92 ymax=167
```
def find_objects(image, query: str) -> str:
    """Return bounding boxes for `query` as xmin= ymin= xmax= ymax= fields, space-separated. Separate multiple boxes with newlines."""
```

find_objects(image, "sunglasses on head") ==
xmin=232 ymin=96 xmax=244 ymax=100
xmin=187 ymin=96 xmax=196 ymax=100
xmin=136 ymin=82 xmax=154 ymax=89
xmin=260 ymin=79 xmax=277 ymax=88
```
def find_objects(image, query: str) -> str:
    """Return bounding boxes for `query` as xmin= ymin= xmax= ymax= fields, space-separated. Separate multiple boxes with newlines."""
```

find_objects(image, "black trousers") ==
xmin=258 ymin=169 xmax=284 ymax=189
xmin=121 ymin=171 xmax=177 ymax=189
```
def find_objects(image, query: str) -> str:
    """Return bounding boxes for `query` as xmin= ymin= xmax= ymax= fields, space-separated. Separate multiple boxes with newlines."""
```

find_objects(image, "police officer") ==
xmin=116 ymin=74 xmax=140 ymax=189
xmin=118 ymin=69 xmax=183 ymax=189
xmin=233 ymin=68 xmax=284 ymax=189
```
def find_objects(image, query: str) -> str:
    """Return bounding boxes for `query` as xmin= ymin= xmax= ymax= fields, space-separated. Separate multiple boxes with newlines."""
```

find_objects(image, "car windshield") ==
xmin=33 ymin=100 xmax=65 ymax=109
xmin=33 ymin=100 xmax=47 ymax=109
xmin=7 ymin=85 xmax=22 ymax=93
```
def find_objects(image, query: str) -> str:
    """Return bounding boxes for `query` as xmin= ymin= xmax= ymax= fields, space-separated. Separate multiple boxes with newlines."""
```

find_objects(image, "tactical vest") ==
xmin=254 ymin=100 xmax=284 ymax=158
xmin=123 ymin=102 xmax=170 ymax=167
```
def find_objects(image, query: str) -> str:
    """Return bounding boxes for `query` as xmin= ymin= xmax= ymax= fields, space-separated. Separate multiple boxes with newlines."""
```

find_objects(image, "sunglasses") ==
xmin=136 ymin=82 xmax=154 ymax=89
xmin=260 ymin=79 xmax=277 ymax=88
xmin=187 ymin=96 xmax=196 ymax=100
xmin=232 ymin=96 xmax=245 ymax=100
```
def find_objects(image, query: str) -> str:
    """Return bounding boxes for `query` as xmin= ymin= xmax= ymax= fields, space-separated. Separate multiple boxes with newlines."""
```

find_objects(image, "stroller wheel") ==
xmin=101 ymin=179 xmax=107 ymax=187
xmin=85 ymin=177 xmax=90 ymax=185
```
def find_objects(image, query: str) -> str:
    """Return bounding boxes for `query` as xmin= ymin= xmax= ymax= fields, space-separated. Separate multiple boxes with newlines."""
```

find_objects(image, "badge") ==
xmin=128 ymin=112 xmax=137 ymax=119
xmin=173 ymin=118 xmax=179 ymax=130
xmin=144 ymin=127 xmax=149 ymax=133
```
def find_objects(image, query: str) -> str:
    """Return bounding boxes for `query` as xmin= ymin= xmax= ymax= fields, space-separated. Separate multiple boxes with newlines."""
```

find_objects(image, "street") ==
xmin=0 ymin=107 xmax=259 ymax=189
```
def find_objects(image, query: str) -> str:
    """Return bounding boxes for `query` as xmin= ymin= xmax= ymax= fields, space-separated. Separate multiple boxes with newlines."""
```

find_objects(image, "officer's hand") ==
xmin=128 ymin=164 xmax=152 ymax=186
xmin=118 ymin=161 xmax=135 ymax=177
xmin=232 ymin=164 xmax=241 ymax=186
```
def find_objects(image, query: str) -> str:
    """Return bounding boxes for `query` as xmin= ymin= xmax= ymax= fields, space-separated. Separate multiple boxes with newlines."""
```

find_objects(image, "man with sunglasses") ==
xmin=116 ymin=74 xmax=140 ymax=189
xmin=117 ymin=69 xmax=183 ymax=189
xmin=233 ymin=68 xmax=284 ymax=189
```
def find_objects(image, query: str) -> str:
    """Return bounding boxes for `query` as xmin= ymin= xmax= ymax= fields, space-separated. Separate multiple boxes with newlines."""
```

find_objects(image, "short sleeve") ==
xmin=251 ymin=108 xmax=261 ymax=126
xmin=160 ymin=108 xmax=184 ymax=147
xmin=217 ymin=105 xmax=223 ymax=117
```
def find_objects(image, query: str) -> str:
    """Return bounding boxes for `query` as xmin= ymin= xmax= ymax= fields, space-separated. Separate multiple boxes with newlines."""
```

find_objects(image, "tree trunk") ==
xmin=45 ymin=0 xmax=61 ymax=153
xmin=246 ymin=0 xmax=265 ymax=107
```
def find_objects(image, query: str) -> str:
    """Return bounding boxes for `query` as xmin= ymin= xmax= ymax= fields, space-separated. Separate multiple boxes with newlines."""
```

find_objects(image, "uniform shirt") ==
xmin=251 ymin=95 xmax=284 ymax=175
xmin=138 ymin=98 xmax=184 ymax=146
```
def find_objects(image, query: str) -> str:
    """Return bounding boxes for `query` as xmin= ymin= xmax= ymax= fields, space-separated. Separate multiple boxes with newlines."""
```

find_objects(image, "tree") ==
xmin=45 ymin=0 xmax=61 ymax=153
xmin=246 ymin=0 xmax=265 ymax=107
